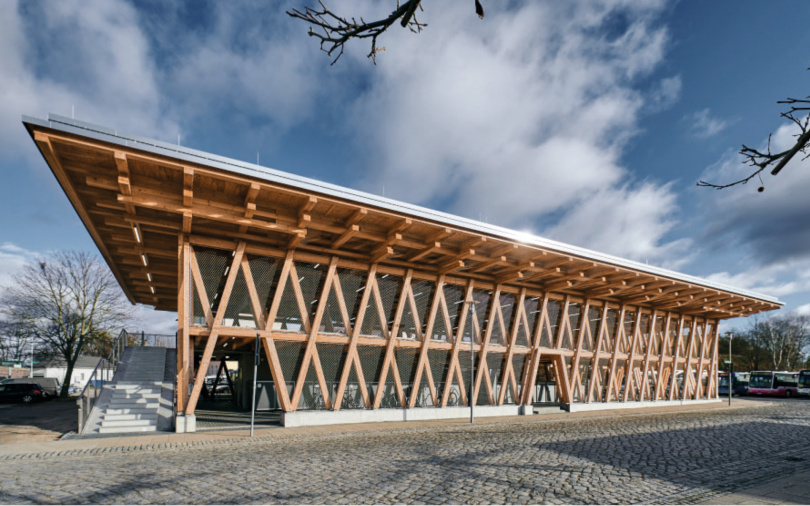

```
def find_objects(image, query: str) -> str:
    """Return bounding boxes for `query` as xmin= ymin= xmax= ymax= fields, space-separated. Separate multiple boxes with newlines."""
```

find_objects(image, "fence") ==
xmin=127 ymin=331 xmax=176 ymax=349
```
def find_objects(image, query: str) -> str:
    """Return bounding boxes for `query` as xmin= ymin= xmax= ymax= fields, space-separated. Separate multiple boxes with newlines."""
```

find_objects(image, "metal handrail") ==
xmin=76 ymin=329 xmax=128 ymax=433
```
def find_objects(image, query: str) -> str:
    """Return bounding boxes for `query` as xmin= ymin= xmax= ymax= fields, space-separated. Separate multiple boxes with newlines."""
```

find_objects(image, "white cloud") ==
xmin=685 ymin=108 xmax=728 ymax=138
xmin=648 ymin=76 xmax=682 ymax=112
xmin=0 ymin=243 xmax=37 ymax=288
xmin=347 ymin=0 xmax=684 ymax=266
xmin=698 ymin=118 xmax=810 ymax=301
xmin=127 ymin=305 xmax=178 ymax=335
xmin=0 ymin=0 xmax=179 ymax=162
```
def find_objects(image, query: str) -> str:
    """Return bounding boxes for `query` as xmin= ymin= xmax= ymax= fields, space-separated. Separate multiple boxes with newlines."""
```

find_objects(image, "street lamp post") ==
xmin=251 ymin=333 xmax=259 ymax=437
xmin=728 ymin=331 xmax=732 ymax=407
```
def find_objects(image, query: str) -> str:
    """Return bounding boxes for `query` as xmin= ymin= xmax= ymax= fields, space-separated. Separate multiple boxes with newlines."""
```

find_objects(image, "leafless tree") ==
xmin=288 ymin=0 xmax=485 ymax=64
xmin=0 ymin=319 xmax=35 ymax=363
xmin=747 ymin=314 xmax=809 ymax=371
xmin=698 ymin=94 xmax=810 ymax=191
xmin=0 ymin=252 xmax=130 ymax=398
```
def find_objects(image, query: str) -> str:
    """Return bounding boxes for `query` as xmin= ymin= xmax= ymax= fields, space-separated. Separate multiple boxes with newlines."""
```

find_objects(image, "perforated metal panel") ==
xmin=295 ymin=261 xmax=329 ymax=322
xmin=411 ymin=279 xmax=435 ymax=338
xmin=275 ymin=340 xmax=306 ymax=399
xmin=274 ymin=275 xmax=305 ymax=332
xmin=191 ymin=275 xmax=206 ymax=326
xmin=221 ymin=268 xmax=256 ymax=328
xmin=376 ymin=273 xmax=402 ymax=332
xmin=602 ymin=308 xmax=618 ymax=353
xmin=341 ymin=362 xmax=364 ymax=409
xmin=317 ymin=343 xmax=348 ymax=401
xmin=480 ymin=352 xmax=505 ymax=406
xmin=337 ymin=267 xmax=366 ymax=333
xmin=397 ymin=294 xmax=419 ymax=339
xmin=395 ymin=348 xmax=419 ymax=404
xmin=542 ymin=299 xmax=561 ymax=348
xmin=637 ymin=313 xmax=650 ymax=354
xmin=430 ymin=294 xmax=450 ymax=341
xmin=357 ymin=345 xmax=386 ymax=401
xmin=491 ymin=293 xmax=516 ymax=345
xmin=511 ymin=353 xmax=528 ymax=403
xmin=428 ymin=349 xmax=450 ymax=404
xmin=443 ymin=283 xmax=465 ymax=340
xmin=597 ymin=357 xmax=610 ymax=400
xmin=247 ymin=254 xmax=278 ymax=306
xmin=519 ymin=296 xmax=541 ymax=347
xmin=298 ymin=352 xmax=326 ymax=411
xmin=559 ymin=302 xmax=578 ymax=349
xmin=609 ymin=359 xmax=625 ymax=401
xmin=457 ymin=350 xmax=479 ymax=406
xmin=320 ymin=288 xmax=346 ymax=335
xmin=194 ymin=246 xmax=231 ymax=315
xmin=462 ymin=289 xmax=491 ymax=343
xmin=584 ymin=306 xmax=601 ymax=351
xmin=576 ymin=359 xmax=591 ymax=402
xmin=623 ymin=311 xmax=636 ymax=352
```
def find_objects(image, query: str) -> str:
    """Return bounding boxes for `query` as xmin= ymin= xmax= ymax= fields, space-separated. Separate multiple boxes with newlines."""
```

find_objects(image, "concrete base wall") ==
xmin=282 ymin=404 xmax=531 ymax=427
xmin=562 ymin=398 xmax=720 ymax=412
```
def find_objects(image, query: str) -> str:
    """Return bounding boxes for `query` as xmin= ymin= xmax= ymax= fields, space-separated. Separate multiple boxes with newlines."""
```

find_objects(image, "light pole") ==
xmin=467 ymin=299 xmax=477 ymax=424
xmin=728 ymin=331 xmax=732 ymax=407
xmin=251 ymin=333 xmax=259 ymax=437
xmin=29 ymin=340 xmax=34 ymax=378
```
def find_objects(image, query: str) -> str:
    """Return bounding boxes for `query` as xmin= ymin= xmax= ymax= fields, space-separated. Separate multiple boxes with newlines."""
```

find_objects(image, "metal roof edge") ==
xmin=23 ymin=114 xmax=783 ymax=307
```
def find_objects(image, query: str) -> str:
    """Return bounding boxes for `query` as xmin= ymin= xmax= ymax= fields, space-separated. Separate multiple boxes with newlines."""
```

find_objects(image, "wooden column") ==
xmin=176 ymin=233 xmax=191 ymax=414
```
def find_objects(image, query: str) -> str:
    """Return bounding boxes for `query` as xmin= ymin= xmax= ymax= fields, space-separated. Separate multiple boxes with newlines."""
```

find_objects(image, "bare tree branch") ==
xmin=698 ymin=95 xmax=810 ymax=191
xmin=288 ymin=1 xmax=485 ymax=65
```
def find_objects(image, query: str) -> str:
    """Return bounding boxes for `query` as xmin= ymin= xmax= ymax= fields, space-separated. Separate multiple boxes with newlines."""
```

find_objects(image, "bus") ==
xmin=718 ymin=372 xmax=750 ymax=397
xmin=748 ymin=371 xmax=799 ymax=397
xmin=798 ymin=370 xmax=810 ymax=397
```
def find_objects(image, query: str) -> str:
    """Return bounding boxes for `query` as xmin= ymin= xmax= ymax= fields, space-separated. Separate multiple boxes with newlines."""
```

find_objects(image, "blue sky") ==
xmin=2 ymin=0 xmax=810 ymax=334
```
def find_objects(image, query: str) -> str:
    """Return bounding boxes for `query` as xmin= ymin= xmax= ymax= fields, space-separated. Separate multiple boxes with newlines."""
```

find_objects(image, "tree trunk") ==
xmin=60 ymin=360 xmax=76 ymax=399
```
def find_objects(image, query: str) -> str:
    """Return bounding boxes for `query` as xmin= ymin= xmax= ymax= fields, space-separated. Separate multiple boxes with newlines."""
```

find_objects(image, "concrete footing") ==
xmin=174 ymin=414 xmax=196 ymax=433
xmin=561 ymin=398 xmax=720 ymax=412
xmin=281 ymin=404 xmax=532 ymax=427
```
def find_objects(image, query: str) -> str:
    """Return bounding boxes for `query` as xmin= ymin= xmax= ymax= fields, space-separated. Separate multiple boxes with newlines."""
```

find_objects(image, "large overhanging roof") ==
xmin=24 ymin=114 xmax=782 ymax=318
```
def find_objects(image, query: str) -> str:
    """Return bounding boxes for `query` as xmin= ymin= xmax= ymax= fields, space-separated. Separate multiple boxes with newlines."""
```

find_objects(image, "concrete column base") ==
xmin=174 ymin=413 xmax=196 ymax=433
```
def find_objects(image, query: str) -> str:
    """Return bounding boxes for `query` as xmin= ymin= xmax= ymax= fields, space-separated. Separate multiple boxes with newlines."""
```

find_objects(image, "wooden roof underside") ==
xmin=28 ymin=125 xmax=781 ymax=319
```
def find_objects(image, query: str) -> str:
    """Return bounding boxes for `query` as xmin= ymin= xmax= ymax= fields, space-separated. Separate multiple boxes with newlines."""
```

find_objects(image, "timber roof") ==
xmin=23 ymin=114 xmax=782 ymax=319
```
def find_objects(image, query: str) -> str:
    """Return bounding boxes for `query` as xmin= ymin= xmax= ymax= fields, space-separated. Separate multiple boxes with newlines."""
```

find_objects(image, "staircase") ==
xmin=82 ymin=346 xmax=174 ymax=435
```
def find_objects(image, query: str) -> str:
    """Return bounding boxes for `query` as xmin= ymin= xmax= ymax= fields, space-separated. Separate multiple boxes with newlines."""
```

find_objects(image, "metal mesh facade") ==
xmin=428 ymin=349 xmax=451 ymax=405
xmin=542 ymin=299 xmax=561 ymax=348
xmin=357 ymin=345 xmax=386 ymax=402
xmin=182 ymin=250 xmax=723 ymax=414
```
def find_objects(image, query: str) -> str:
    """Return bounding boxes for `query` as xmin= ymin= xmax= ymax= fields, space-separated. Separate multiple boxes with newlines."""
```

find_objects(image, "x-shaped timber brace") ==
xmin=176 ymin=237 xmax=722 ymax=417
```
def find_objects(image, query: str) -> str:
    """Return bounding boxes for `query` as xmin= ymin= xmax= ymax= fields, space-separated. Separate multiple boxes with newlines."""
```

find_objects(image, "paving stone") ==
xmin=1 ymin=400 xmax=810 ymax=504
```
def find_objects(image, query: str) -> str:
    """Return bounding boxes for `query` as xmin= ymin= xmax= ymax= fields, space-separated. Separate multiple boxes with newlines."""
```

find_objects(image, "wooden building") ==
xmin=25 ymin=115 xmax=781 ymax=431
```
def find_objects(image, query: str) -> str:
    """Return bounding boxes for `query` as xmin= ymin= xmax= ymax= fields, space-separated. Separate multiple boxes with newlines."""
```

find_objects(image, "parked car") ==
xmin=0 ymin=383 xmax=46 ymax=403
xmin=0 ymin=377 xmax=61 ymax=398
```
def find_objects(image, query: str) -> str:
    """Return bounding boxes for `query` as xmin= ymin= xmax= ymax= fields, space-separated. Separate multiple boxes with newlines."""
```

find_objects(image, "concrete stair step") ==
xmin=105 ymin=407 xmax=158 ymax=415
xmin=111 ymin=391 xmax=161 ymax=398
xmin=101 ymin=418 xmax=156 ymax=428
xmin=99 ymin=425 xmax=157 ymax=434
xmin=107 ymin=401 xmax=160 ymax=409
xmin=103 ymin=413 xmax=158 ymax=422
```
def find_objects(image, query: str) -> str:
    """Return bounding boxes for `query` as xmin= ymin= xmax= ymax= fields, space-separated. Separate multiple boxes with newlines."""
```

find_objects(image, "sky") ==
xmin=1 ymin=0 xmax=810 ymax=335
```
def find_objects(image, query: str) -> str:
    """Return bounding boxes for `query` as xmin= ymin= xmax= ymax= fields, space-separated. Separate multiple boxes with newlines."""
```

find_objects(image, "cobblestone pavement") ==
xmin=1 ymin=400 xmax=809 ymax=504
